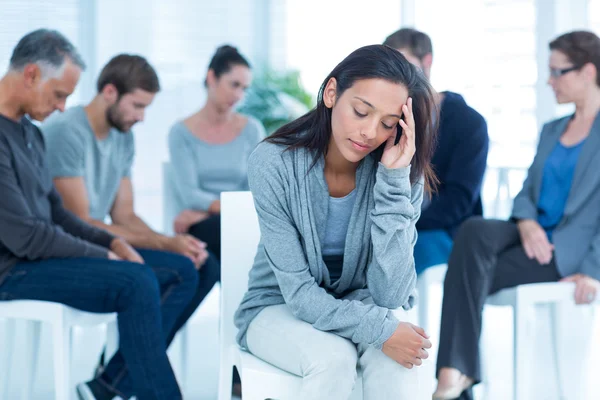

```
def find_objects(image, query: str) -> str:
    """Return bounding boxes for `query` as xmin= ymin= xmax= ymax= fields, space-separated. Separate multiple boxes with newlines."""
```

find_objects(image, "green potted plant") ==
xmin=238 ymin=69 xmax=314 ymax=134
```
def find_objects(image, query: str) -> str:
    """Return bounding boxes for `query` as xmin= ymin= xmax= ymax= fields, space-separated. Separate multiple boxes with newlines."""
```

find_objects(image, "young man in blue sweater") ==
xmin=384 ymin=28 xmax=489 ymax=274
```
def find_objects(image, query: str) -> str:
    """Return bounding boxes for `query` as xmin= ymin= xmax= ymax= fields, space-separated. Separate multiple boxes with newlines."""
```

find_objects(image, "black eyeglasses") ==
xmin=549 ymin=65 xmax=581 ymax=78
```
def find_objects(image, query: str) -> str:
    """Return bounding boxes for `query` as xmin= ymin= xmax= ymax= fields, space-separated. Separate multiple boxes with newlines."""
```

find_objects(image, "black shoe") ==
xmin=76 ymin=379 xmax=118 ymax=400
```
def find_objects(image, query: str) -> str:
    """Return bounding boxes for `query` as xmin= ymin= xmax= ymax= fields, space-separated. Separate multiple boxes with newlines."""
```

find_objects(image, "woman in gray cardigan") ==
xmin=434 ymin=30 xmax=600 ymax=400
xmin=234 ymin=45 xmax=438 ymax=399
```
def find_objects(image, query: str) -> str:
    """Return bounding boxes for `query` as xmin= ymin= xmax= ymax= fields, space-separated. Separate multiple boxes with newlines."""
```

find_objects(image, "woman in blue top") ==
xmin=434 ymin=31 xmax=600 ymax=400
xmin=234 ymin=45 xmax=438 ymax=399
xmin=168 ymin=45 xmax=265 ymax=260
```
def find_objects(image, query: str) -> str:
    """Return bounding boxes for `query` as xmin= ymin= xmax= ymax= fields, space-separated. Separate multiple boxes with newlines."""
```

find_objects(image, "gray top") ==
xmin=234 ymin=140 xmax=423 ymax=350
xmin=322 ymin=189 xmax=357 ymax=282
xmin=42 ymin=106 xmax=135 ymax=220
xmin=511 ymin=112 xmax=600 ymax=280
xmin=168 ymin=117 xmax=265 ymax=212
xmin=0 ymin=114 xmax=114 ymax=284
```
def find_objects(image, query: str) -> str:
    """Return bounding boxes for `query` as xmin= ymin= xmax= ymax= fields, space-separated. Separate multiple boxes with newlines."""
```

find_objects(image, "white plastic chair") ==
xmin=484 ymin=281 xmax=598 ymax=400
xmin=0 ymin=300 xmax=116 ymax=400
xmin=416 ymin=264 xmax=447 ymax=335
xmin=218 ymin=191 xmax=366 ymax=400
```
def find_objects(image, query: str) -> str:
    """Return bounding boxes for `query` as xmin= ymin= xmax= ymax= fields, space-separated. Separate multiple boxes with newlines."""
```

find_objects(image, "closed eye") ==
xmin=354 ymin=109 xmax=367 ymax=118
xmin=382 ymin=122 xmax=394 ymax=130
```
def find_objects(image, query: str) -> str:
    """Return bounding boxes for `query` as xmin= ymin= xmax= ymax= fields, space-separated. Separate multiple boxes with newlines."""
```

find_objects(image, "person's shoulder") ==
xmin=42 ymin=106 xmax=86 ymax=131
xmin=167 ymin=120 xmax=192 ymax=145
xmin=244 ymin=115 xmax=263 ymax=131
xmin=41 ymin=107 xmax=88 ymax=144
xmin=249 ymin=139 xmax=289 ymax=164
xmin=443 ymin=92 xmax=486 ymax=125
xmin=441 ymin=91 xmax=487 ymax=140
xmin=241 ymin=115 xmax=266 ymax=140
xmin=169 ymin=119 xmax=188 ymax=136
xmin=543 ymin=114 xmax=571 ymax=131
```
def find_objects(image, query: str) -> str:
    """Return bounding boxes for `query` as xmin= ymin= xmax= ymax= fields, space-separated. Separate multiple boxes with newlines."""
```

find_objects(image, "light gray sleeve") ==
xmin=41 ymin=122 xmax=85 ymax=178
xmin=248 ymin=143 xmax=400 ymax=349
xmin=367 ymin=164 xmax=421 ymax=309
xmin=168 ymin=124 xmax=219 ymax=211
xmin=578 ymin=228 xmax=600 ymax=281
xmin=241 ymin=117 xmax=267 ymax=191
xmin=123 ymin=135 xmax=135 ymax=178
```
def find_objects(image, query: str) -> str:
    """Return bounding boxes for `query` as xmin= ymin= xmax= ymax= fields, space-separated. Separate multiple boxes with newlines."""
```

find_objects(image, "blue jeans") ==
xmin=0 ymin=248 xmax=219 ymax=400
xmin=414 ymin=230 xmax=453 ymax=275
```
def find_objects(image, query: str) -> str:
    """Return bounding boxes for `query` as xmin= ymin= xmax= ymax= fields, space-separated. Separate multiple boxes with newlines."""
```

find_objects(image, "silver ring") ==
xmin=587 ymin=293 xmax=595 ymax=302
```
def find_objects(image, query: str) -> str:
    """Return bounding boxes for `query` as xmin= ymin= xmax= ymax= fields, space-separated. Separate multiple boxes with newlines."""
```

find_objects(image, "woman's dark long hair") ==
xmin=266 ymin=44 xmax=438 ymax=192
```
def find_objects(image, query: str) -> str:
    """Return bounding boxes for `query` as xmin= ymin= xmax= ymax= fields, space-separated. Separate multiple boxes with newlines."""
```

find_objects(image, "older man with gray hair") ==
xmin=0 ymin=29 xmax=194 ymax=400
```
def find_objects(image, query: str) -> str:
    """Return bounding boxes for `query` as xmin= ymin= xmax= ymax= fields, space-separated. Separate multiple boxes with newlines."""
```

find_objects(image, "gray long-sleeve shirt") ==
xmin=234 ymin=140 xmax=423 ymax=350
xmin=0 ymin=114 xmax=115 ymax=284
xmin=168 ymin=117 xmax=265 ymax=213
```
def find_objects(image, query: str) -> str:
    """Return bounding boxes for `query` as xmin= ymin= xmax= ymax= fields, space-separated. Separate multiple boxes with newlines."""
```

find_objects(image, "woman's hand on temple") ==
xmin=381 ymin=97 xmax=416 ymax=170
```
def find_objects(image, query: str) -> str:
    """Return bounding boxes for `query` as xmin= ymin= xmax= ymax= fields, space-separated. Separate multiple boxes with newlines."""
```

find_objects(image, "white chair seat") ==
xmin=231 ymin=345 xmax=364 ymax=400
xmin=0 ymin=300 xmax=116 ymax=400
xmin=483 ymin=281 xmax=597 ymax=400
xmin=486 ymin=281 xmax=577 ymax=306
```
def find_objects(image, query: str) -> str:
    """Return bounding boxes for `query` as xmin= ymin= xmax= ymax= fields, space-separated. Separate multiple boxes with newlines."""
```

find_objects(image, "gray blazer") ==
xmin=512 ymin=112 xmax=600 ymax=280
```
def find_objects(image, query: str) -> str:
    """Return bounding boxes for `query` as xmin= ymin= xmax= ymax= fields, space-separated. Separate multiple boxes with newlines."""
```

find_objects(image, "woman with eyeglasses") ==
xmin=433 ymin=30 xmax=600 ymax=400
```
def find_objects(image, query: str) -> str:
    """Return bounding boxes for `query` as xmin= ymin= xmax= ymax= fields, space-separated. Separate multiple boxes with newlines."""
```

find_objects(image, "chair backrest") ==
xmin=162 ymin=162 xmax=179 ymax=236
xmin=220 ymin=191 xmax=261 ymax=349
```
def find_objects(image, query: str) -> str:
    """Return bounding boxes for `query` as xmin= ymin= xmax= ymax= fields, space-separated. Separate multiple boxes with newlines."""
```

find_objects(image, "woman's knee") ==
xmin=454 ymin=216 xmax=499 ymax=251
xmin=304 ymin=336 xmax=358 ymax=390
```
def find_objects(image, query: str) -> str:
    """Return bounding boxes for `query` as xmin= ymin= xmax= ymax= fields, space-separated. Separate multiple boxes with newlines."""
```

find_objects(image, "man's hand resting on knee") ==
xmin=382 ymin=322 xmax=432 ymax=369
xmin=109 ymin=237 xmax=144 ymax=264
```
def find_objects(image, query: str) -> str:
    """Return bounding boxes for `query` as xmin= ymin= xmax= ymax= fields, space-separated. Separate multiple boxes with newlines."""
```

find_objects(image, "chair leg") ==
xmin=21 ymin=320 xmax=42 ymax=400
xmin=552 ymin=302 xmax=594 ymax=400
xmin=180 ymin=326 xmax=189 ymax=393
xmin=417 ymin=279 xmax=430 ymax=334
xmin=0 ymin=319 xmax=17 ymax=399
xmin=513 ymin=301 xmax=534 ymax=400
xmin=52 ymin=319 xmax=72 ymax=400
xmin=217 ymin=358 xmax=233 ymax=400
xmin=549 ymin=303 xmax=565 ymax=399
xmin=104 ymin=320 xmax=119 ymax=362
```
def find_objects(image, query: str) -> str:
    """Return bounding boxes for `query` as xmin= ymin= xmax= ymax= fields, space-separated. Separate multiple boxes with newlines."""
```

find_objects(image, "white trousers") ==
xmin=246 ymin=298 xmax=431 ymax=400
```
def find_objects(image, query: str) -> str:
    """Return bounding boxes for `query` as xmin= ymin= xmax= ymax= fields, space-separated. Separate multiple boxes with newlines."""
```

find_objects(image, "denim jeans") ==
xmin=0 ymin=248 xmax=218 ymax=400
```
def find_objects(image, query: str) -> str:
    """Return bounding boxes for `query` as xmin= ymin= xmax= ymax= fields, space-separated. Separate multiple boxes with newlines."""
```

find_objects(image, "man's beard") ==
xmin=106 ymin=105 xmax=131 ymax=133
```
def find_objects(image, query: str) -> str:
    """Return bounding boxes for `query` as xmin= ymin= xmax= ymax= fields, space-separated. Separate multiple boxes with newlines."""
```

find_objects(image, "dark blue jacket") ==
xmin=417 ymin=91 xmax=489 ymax=236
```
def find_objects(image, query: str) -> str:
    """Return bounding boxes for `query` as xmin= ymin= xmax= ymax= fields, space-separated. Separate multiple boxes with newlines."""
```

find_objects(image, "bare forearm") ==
xmin=88 ymin=217 xmax=167 ymax=250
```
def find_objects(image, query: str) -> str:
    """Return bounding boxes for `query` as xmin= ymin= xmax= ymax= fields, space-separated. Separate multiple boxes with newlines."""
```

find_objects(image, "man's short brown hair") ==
xmin=383 ymin=28 xmax=433 ymax=60
xmin=97 ymin=54 xmax=160 ymax=95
